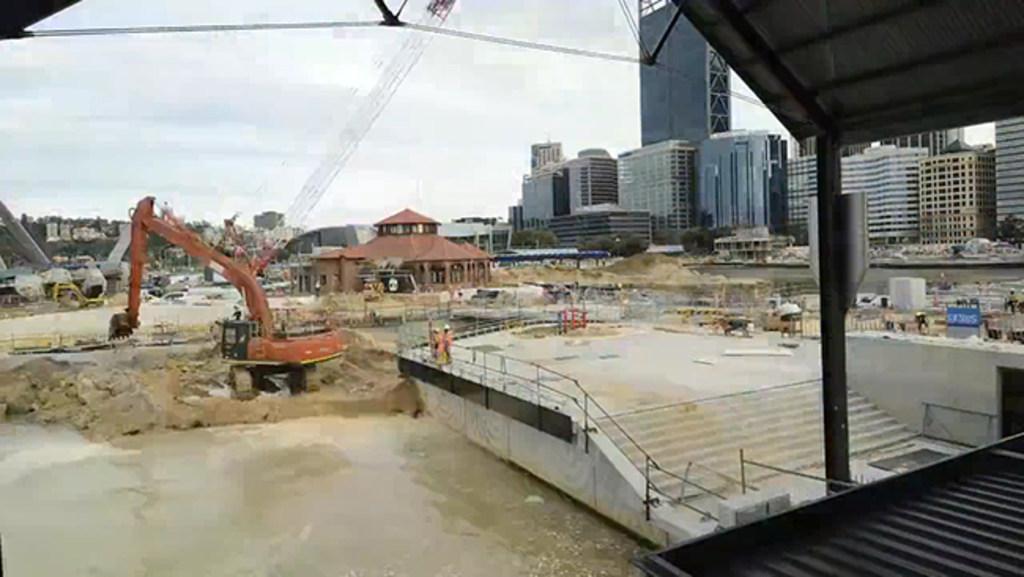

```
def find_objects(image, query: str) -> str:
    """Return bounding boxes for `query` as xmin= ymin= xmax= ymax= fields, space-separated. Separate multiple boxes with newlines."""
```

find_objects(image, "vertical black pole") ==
xmin=816 ymin=132 xmax=851 ymax=487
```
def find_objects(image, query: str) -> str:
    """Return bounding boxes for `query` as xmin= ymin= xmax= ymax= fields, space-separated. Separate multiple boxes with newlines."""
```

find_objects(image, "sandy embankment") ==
xmin=491 ymin=253 xmax=767 ymax=292
xmin=0 ymin=329 xmax=419 ymax=439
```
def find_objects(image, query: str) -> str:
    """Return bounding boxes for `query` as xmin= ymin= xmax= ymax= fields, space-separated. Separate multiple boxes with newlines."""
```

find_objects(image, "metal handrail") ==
xmin=922 ymin=401 xmax=997 ymax=420
xmin=608 ymin=378 xmax=823 ymax=419
xmin=921 ymin=402 xmax=999 ymax=446
xmin=739 ymin=451 xmax=858 ymax=492
xmin=418 ymin=352 xmax=576 ymax=408
xmin=399 ymin=319 xmax=745 ymax=518
xmin=412 ymin=333 xmax=738 ymax=519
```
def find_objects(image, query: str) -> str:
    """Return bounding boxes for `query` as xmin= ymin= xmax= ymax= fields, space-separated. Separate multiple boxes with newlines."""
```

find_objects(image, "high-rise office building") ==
xmin=797 ymin=128 xmax=963 ymax=160
xmin=918 ymin=144 xmax=996 ymax=244
xmin=996 ymin=117 xmax=1024 ymax=222
xmin=639 ymin=0 xmax=729 ymax=146
xmin=548 ymin=205 xmax=652 ymax=248
xmin=797 ymin=138 xmax=869 ymax=158
xmin=618 ymin=140 xmax=698 ymax=237
xmin=786 ymin=155 xmax=817 ymax=235
xmin=843 ymin=146 xmax=928 ymax=245
xmin=564 ymin=149 xmax=618 ymax=212
xmin=879 ymin=128 xmax=965 ymax=156
xmin=530 ymin=142 xmax=564 ymax=175
xmin=519 ymin=166 xmax=570 ymax=230
xmin=698 ymin=131 xmax=788 ymax=232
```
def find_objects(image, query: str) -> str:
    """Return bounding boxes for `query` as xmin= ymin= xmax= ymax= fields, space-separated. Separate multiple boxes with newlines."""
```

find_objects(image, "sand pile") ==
xmin=493 ymin=254 xmax=760 ymax=290
xmin=604 ymin=253 xmax=695 ymax=277
xmin=0 ymin=332 xmax=418 ymax=439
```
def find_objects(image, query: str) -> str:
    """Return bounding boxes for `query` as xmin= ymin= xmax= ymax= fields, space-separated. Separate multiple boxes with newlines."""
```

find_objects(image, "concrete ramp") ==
xmin=399 ymin=345 xmax=716 ymax=544
xmin=600 ymin=382 xmax=918 ymax=497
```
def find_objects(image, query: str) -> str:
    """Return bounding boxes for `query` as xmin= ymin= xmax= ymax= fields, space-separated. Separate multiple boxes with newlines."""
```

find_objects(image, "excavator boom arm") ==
xmin=122 ymin=197 xmax=274 ymax=336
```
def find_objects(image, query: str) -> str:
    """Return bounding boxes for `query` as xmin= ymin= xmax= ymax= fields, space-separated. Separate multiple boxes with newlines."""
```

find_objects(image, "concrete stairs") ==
xmin=596 ymin=382 xmax=918 ymax=500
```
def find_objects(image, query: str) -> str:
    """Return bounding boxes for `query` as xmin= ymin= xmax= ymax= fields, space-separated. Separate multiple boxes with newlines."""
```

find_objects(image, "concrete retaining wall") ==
xmin=413 ymin=377 xmax=687 ymax=545
xmin=848 ymin=335 xmax=1019 ymax=446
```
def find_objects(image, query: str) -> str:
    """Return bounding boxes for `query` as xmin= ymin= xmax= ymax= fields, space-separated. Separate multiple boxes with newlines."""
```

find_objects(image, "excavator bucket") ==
xmin=108 ymin=312 xmax=134 ymax=340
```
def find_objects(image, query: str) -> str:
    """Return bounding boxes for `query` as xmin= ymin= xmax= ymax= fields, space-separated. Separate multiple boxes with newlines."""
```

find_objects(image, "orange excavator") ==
xmin=109 ymin=197 xmax=344 ymax=395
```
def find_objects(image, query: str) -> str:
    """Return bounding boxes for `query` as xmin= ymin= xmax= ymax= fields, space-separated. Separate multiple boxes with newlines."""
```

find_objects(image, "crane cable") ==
xmin=614 ymin=0 xmax=647 ymax=58
xmin=22 ymin=7 xmax=776 ymax=227
xmin=23 ymin=20 xmax=380 ymax=38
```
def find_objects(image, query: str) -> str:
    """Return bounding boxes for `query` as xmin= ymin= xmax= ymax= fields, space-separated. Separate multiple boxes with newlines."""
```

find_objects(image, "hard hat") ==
xmin=444 ymin=324 xmax=451 ymax=330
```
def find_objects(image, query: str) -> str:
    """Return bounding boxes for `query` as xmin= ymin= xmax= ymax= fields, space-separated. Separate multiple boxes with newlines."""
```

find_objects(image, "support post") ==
xmin=739 ymin=448 xmax=746 ymax=495
xmin=816 ymin=132 xmax=851 ymax=488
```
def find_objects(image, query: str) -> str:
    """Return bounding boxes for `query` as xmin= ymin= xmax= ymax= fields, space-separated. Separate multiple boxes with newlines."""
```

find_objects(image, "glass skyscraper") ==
xmin=618 ymin=140 xmax=698 ymax=237
xmin=996 ymin=117 xmax=1024 ymax=222
xmin=639 ymin=0 xmax=730 ymax=146
xmin=698 ymin=131 xmax=788 ymax=232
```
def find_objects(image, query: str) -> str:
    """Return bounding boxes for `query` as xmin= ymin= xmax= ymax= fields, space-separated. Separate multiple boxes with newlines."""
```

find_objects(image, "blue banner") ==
xmin=947 ymin=306 xmax=981 ymax=328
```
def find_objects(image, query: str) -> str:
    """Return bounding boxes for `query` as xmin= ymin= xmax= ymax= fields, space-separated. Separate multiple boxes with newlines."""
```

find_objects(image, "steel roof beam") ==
xmin=813 ymin=29 xmax=1024 ymax=94
xmin=700 ymin=0 xmax=832 ymax=132
xmin=774 ymin=0 xmax=944 ymax=58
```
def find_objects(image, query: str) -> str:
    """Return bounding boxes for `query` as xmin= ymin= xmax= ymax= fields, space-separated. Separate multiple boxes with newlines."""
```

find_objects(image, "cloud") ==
xmin=3 ymin=0 xmax=996 ymax=228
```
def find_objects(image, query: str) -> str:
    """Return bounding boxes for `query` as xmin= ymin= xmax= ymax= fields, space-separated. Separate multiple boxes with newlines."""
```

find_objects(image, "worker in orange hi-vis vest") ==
xmin=433 ymin=329 xmax=444 ymax=363
xmin=442 ymin=324 xmax=454 ymax=365
xmin=428 ymin=326 xmax=439 ymax=361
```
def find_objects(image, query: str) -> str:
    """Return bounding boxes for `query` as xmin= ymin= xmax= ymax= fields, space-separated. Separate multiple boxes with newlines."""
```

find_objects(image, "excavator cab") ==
xmin=221 ymin=319 xmax=258 ymax=361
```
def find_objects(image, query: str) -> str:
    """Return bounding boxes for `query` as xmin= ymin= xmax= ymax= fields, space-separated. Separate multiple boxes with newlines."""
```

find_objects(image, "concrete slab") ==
xmin=454 ymin=326 xmax=822 ymax=415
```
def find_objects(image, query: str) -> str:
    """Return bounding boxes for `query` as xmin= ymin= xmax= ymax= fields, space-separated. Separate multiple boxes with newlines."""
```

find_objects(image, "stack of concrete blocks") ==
xmin=889 ymin=277 xmax=927 ymax=311
xmin=717 ymin=490 xmax=792 ymax=529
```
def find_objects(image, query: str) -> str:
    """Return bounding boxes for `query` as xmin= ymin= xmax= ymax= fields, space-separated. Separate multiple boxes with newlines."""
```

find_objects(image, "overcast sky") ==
xmin=1 ymin=0 xmax=996 ymax=228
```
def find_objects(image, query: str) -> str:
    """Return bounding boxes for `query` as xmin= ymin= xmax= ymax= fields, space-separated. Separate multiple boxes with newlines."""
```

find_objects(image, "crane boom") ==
xmin=112 ymin=197 xmax=344 ymax=395
xmin=112 ymin=196 xmax=344 ymax=381
xmin=282 ymin=0 xmax=456 ymax=229
xmin=121 ymin=196 xmax=274 ymax=336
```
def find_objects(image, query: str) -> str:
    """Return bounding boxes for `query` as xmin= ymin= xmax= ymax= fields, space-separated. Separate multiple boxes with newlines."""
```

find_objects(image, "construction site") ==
xmin=7 ymin=165 xmax=1024 ymax=568
xmin=5 ymin=1 xmax=1024 ymax=576
xmin=5 ymin=196 xmax=1024 ymax=552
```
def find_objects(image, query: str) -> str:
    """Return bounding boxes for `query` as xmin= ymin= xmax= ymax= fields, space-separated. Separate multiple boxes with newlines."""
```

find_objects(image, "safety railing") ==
xmin=607 ymin=378 xmax=821 ymax=419
xmin=398 ymin=323 xmax=733 ymax=521
xmin=1 ymin=322 xmax=212 ymax=354
xmin=738 ymin=448 xmax=858 ymax=496
xmin=598 ymin=378 xmax=825 ymax=499
xmin=922 ymin=402 xmax=999 ymax=447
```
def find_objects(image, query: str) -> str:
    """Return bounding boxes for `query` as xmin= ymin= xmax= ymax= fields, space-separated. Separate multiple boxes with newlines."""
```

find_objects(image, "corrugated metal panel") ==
xmin=676 ymin=0 xmax=1024 ymax=143
xmin=635 ymin=434 xmax=1024 ymax=577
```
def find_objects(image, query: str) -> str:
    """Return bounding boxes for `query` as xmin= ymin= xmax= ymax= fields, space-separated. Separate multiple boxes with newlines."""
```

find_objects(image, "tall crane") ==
xmin=111 ymin=197 xmax=345 ymax=395
xmin=283 ymin=0 xmax=457 ymax=230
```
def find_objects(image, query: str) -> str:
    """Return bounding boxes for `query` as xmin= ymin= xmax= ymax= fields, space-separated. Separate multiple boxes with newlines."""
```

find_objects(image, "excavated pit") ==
xmin=0 ymin=330 xmax=419 ymax=439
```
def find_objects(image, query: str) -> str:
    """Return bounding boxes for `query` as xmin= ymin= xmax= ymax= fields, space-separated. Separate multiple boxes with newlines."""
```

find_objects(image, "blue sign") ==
xmin=947 ymin=306 xmax=981 ymax=328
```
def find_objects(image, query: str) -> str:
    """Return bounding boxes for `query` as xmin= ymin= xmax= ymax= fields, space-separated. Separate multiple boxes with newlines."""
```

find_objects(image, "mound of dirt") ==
xmin=491 ymin=253 xmax=759 ymax=291
xmin=603 ymin=253 xmax=697 ymax=277
xmin=0 ymin=333 xmax=418 ymax=440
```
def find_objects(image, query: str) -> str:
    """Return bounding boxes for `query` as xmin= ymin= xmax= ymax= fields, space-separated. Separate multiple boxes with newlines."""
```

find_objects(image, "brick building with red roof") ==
xmin=312 ymin=208 xmax=492 ymax=293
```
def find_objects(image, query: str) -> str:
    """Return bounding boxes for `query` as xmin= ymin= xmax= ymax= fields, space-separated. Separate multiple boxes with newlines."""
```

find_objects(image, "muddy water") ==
xmin=0 ymin=416 xmax=640 ymax=576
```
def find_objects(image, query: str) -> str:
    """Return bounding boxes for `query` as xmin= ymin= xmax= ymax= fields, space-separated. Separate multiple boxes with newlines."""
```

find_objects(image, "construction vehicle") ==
xmin=109 ymin=197 xmax=345 ymax=395
xmin=51 ymin=282 xmax=104 ymax=308
xmin=362 ymin=280 xmax=385 ymax=302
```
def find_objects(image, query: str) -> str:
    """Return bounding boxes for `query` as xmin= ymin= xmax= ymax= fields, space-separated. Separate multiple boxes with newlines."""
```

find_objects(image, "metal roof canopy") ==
xmin=671 ymin=0 xmax=1024 ymax=488
xmin=676 ymin=0 xmax=1024 ymax=144
xmin=636 ymin=432 xmax=1024 ymax=576
xmin=2 ymin=1 xmax=81 ymax=38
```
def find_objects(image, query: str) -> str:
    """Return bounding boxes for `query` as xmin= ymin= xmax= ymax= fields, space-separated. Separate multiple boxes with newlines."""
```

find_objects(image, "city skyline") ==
xmin=1 ymin=0 xmax=996 ymax=228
